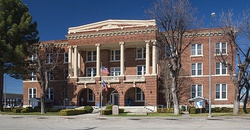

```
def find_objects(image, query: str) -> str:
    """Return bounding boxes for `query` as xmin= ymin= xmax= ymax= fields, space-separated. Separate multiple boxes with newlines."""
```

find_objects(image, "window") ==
xmin=86 ymin=68 xmax=96 ymax=77
xmin=135 ymin=88 xmax=144 ymax=101
xmin=191 ymin=44 xmax=202 ymax=56
xmin=191 ymin=63 xmax=202 ymax=76
xmin=28 ymin=54 xmax=37 ymax=62
xmin=110 ymin=67 xmax=120 ymax=76
xmin=46 ymin=88 xmax=54 ymax=100
xmin=111 ymin=50 xmax=120 ymax=61
xmin=191 ymin=85 xmax=203 ymax=98
xmin=29 ymin=71 xmax=37 ymax=81
xmin=64 ymin=69 xmax=68 ymax=80
xmin=28 ymin=88 xmax=36 ymax=100
xmin=87 ymin=89 xmax=95 ymax=102
xmin=64 ymin=52 xmax=68 ymax=63
xmin=215 ymin=42 xmax=227 ymax=55
xmin=215 ymin=62 xmax=227 ymax=75
xmin=136 ymin=47 xmax=146 ymax=59
xmin=46 ymin=53 xmax=53 ymax=63
xmin=165 ymin=45 xmax=171 ymax=58
xmin=86 ymin=51 xmax=96 ymax=61
xmin=215 ymin=84 xmax=227 ymax=99
xmin=137 ymin=65 xmax=146 ymax=75
xmin=49 ymin=72 xmax=54 ymax=81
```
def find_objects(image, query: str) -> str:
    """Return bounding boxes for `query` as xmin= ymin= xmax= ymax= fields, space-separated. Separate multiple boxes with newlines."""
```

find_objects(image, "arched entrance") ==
xmin=110 ymin=90 xmax=119 ymax=105
xmin=125 ymin=87 xmax=145 ymax=106
xmin=78 ymin=88 xmax=95 ymax=106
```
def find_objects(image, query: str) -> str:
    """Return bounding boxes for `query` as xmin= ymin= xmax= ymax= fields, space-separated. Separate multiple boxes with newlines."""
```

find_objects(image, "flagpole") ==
xmin=100 ymin=62 xmax=102 ymax=115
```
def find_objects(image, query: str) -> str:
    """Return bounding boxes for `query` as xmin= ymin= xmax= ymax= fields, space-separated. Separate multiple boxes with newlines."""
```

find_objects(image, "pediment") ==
xmin=68 ymin=19 xmax=156 ymax=34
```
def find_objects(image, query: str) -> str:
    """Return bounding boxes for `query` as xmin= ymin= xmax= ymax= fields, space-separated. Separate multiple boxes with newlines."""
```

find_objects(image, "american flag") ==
xmin=101 ymin=66 xmax=109 ymax=74
xmin=102 ymin=80 xmax=108 ymax=92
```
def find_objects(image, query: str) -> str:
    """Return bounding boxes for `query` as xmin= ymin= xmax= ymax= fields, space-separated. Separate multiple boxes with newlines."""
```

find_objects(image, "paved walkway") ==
xmin=1 ymin=113 xmax=250 ymax=130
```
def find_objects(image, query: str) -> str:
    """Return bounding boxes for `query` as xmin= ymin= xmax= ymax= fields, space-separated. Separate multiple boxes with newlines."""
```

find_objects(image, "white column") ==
xmin=152 ymin=40 xmax=157 ymax=75
xmin=68 ymin=46 xmax=72 ymax=77
xmin=145 ymin=40 xmax=150 ymax=75
xmin=78 ymin=52 xmax=81 ymax=76
xmin=120 ymin=42 xmax=125 ymax=76
xmin=95 ymin=44 xmax=100 ymax=77
xmin=73 ymin=46 xmax=78 ymax=78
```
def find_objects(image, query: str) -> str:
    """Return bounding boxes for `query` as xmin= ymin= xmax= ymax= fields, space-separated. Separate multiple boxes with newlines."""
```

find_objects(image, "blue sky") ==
xmin=5 ymin=0 xmax=250 ymax=94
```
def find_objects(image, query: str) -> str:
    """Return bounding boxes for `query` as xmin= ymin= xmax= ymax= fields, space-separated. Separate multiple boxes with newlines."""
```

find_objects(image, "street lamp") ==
xmin=208 ymin=12 xmax=215 ymax=118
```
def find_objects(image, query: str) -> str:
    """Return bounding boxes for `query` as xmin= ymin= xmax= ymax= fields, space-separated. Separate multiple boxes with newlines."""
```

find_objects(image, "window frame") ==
xmin=215 ymin=84 xmax=227 ymax=100
xmin=110 ymin=67 xmax=120 ymax=76
xmin=86 ymin=51 xmax=96 ymax=62
xmin=191 ymin=43 xmax=203 ymax=56
xmin=87 ymin=89 xmax=95 ymax=102
xmin=111 ymin=50 xmax=120 ymax=61
xmin=28 ymin=88 xmax=37 ymax=100
xmin=191 ymin=84 xmax=203 ymax=98
xmin=215 ymin=42 xmax=227 ymax=55
xmin=46 ymin=88 xmax=54 ymax=101
xmin=137 ymin=65 xmax=146 ymax=75
xmin=46 ymin=53 xmax=53 ymax=64
xmin=215 ymin=62 xmax=227 ymax=75
xmin=29 ymin=71 xmax=37 ymax=81
xmin=191 ymin=63 xmax=203 ymax=76
xmin=86 ymin=67 xmax=96 ymax=77
xmin=135 ymin=88 xmax=145 ymax=102
xmin=136 ymin=47 xmax=146 ymax=59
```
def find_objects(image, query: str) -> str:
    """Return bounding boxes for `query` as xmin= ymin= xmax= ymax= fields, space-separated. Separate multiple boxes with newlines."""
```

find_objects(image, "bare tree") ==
xmin=218 ymin=10 xmax=250 ymax=115
xmin=148 ymin=0 xmax=198 ymax=115
xmin=28 ymin=42 xmax=66 ymax=114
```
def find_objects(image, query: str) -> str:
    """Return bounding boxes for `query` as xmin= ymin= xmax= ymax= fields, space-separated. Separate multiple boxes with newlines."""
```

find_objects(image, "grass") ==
xmin=0 ymin=111 xmax=61 ymax=116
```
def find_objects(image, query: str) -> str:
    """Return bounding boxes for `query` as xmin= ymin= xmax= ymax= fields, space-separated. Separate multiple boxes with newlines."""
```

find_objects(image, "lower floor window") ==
xmin=135 ymin=88 xmax=144 ymax=101
xmin=46 ymin=88 xmax=54 ymax=100
xmin=87 ymin=89 xmax=95 ymax=102
xmin=28 ymin=88 xmax=37 ymax=100
xmin=215 ymin=84 xmax=227 ymax=99
xmin=191 ymin=84 xmax=202 ymax=98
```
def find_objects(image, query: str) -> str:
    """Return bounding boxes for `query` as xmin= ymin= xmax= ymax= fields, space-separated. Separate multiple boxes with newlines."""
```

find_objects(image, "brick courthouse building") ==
xmin=23 ymin=19 xmax=235 ymax=108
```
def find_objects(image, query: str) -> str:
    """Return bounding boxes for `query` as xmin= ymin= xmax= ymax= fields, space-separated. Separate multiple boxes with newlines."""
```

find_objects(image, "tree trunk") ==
xmin=233 ymin=86 xmax=240 ymax=115
xmin=243 ymin=85 xmax=249 ymax=113
xmin=0 ymin=69 xmax=4 ymax=112
xmin=171 ymin=77 xmax=179 ymax=115
xmin=40 ymin=92 xmax=46 ymax=114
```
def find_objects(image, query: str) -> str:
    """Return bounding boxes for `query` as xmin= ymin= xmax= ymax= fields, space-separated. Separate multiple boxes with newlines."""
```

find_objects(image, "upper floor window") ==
xmin=110 ymin=67 xmax=120 ymax=76
xmin=86 ymin=67 xmax=96 ymax=77
xmin=28 ymin=88 xmax=36 ymax=100
xmin=28 ymin=54 xmax=37 ymax=62
xmin=29 ymin=71 xmax=37 ymax=81
xmin=87 ymin=51 xmax=96 ymax=62
xmin=191 ymin=63 xmax=202 ymax=76
xmin=46 ymin=53 xmax=53 ymax=64
xmin=215 ymin=62 xmax=227 ymax=75
xmin=191 ymin=44 xmax=202 ymax=56
xmin=215 ymin=84 xmax=227 ymax=100
xmin=137 ymin=65 xmax=146 ymax=75
xmin=64 ymin=52 xmax=68 ymax=63
xmin=111 ymin=50 xmax=120 ymax=61
xmin=64 ymin=69 xmax=68 ymax=80
xmin=46 ymin=88 xmax=54 ymax=100
xmin=87 ymin=89 xmax=95 ymax=102
xmin=49 ymin=71 xmax=54 ymax=81
xmin=191 ymin=85 xmax=202 ymax=98
xmin=136 ymin=47 xmax=146 ymax=59
xmin=215 ymin=42 xmax=227 ymax=55
xmin=135 ymin=88 xmax=145 ymax=101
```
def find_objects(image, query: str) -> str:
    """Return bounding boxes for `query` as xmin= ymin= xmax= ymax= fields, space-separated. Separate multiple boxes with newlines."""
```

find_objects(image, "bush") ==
xmin=106 ymin=105 xmax=113 ymax=110
xmin=119 ymin=108 xmax=125 ymax=113
xmin=84 ymin=106 xmax=94 ymax=113
xmin=60 ymin=109 xmax=86 ymax=116
xmin=12 ymin=108 xmax=21 ymax=113
xmin=21 ymin=108 xmax=30 ymax=113
xmin=3 ymin=108 xmax=11 ymax=112
xmin=189 ymin=107 xmax=196 ymax=114
xmin=101 ymin=109 xmax=112 ymax=115
xmin=157 ymin=108 xmax=174 ymax=113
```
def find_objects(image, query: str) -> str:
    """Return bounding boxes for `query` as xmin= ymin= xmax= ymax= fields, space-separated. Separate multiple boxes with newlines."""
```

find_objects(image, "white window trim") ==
xmin=191 ymin=63 xmax=203 ymax=76
xmin=86 ymin=67 xmax=96 ymax=77
xmin=64 ymin=52 xmax=68 ymax=64
xmin=46 ymin=53 xmax=53 ymax=64
xmin=136 ymin=65 xmax=146 ymax=75
xmin=28 ymin=88 xmax=37 ymax=100
xmin=87 ymin=89 xmax=95 ymax=102
xmin=215 ymin=84 xmax=228 ymax=100
xmin=215 ymin=42 xmax=227 ymax=55
xmin=135 ymin=88 xmax=145 ymax=102
xmin=191 ymin=43 xmax=203 ymax=56
xmin=29 ymin=71 xmax=37 ymax=81
xmin=46 ymin=88 xmax=54 ymax=101
xmin=110 ymin=50 xmax=120 ymax=61
xmin=86 ymin=51 xmax=96 ymax=62
xmin=191 ymin=84 xmax=203 ymax=98
xmin=136 ymin=47 xmax=146 ymax=60
xmin=215 ymin=62 xmax=227 ymax=75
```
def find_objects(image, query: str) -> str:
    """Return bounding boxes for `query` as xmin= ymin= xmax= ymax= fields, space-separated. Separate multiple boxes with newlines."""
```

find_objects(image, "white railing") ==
xmin=125 ymin=75 xmax=145 ymax=82
xmin=78 ymin=77 xmax=95 ymax=83
xmin=101 ymin=76 xmax=119 ymax=82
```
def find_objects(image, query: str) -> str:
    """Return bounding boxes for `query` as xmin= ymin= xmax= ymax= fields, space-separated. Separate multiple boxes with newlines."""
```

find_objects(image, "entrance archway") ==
xmin=78 ymin=88 xmax=95 ymax=106
xmin=110 ymin=90 xmax=119 ymax=105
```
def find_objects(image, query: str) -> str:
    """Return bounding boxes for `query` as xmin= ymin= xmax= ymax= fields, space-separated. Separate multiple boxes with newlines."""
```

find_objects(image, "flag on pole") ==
xmin=102 ymin=80 xmax=108 ymax=92
xmin=101 ymin=66 xmax=109 ymax=74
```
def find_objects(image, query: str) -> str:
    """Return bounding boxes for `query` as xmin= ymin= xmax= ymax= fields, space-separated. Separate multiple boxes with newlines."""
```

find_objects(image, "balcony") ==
xmin=124 ymin=75 xmax=145 ymax=82
xmin=77 ymin=77 xmax=96 ymax=84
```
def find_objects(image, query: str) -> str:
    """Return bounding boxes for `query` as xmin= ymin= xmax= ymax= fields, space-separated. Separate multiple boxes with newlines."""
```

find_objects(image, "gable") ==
xmin=68 ymin=19 xmax=156 ymax=34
